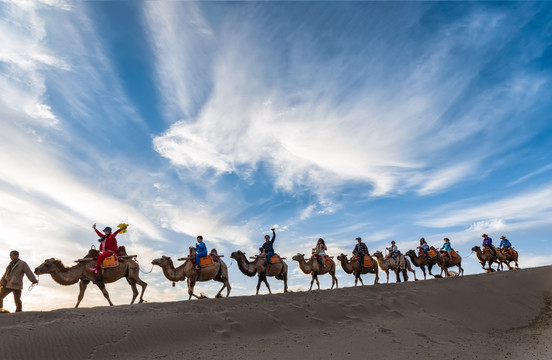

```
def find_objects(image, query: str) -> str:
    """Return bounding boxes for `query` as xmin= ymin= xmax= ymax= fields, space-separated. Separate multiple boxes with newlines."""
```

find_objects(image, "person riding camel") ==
xmin=440 ymin=237 xmax=453 ymax=262
xmin=482 ymin=234 xmax=497 ymax=256
xmin=314 ymin=238 xmax=327 ymax=265
xmin=386 ymin=241 xmax=400 ymax=264
xmin=417 ymin=237 xmax=431 ymax=259
xmin=195 ymin=236 xmax=207 ymax=270
xmin=89 ymin=223 xmax=124 ymax=274
xmin=498 ymin=235 xmax=512 ymax=254
xmin=262 ymin=228 xmax=276 ymax=265
xmin=352 ymin=237 xmax=369 ymax=267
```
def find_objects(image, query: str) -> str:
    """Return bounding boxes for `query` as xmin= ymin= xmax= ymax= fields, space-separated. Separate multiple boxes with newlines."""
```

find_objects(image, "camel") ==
xmin=34 ymin=247 xmax=147 ymax=307
xmin=230 ymin=250 xmax=288 ymax=295
xmin=292 ymin=253 xmax=338 ymax=290
xmin=472 ymin=246 xmax=499 ymax=272
xmin=372 ymin=251 xmax=417 ymax=283
xmin=151 ymin=254 xmax=230 ymax=299
xmin=496 ymin=248 xmax=520 ymax=271
xmin=404 ymin=250 xmax=439 ymax=280
xmin=435 ymin=251 xmax=464 ymax=277
xmin=337 ymin=253 xmax=379 ymax=286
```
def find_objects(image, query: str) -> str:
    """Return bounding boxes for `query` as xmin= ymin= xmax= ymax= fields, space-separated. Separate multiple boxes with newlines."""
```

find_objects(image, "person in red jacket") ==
xmin=89 ymin=223 xmax=123 ymax=274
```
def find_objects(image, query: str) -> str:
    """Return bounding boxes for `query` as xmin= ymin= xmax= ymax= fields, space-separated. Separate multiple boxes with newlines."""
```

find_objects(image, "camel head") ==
xmin=151 ymin=256 xmax=172 ymax=267
xmin=337 ymin=253 xmax=348 ymax=261
xmin=34 ymin=258 xmax=61 ymax=275
xmin=230 ymin=250 xmax=245 ymax=260
xmin=292 ymin=253 xmax=305 ymax=262
xmin=472 ymin=246 xmax=480 ymax=252
xmin=372 ymin=250 xmax=383 ymax=258
xmin=405 ymin=250 xmax=416 ymax=257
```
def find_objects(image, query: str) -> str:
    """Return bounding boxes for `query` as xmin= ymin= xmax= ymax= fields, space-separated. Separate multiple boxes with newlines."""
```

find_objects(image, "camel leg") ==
xmin=127 ymin=278 xmax=139 ymax=304
xmin=408 ymin=267 xmax=415 ymax=281
xmin=403 ymin=269 xmax=409 ymax=282
xmin=374 ymin=269 xmax=379 ymax=285
xmin=309 ymin=274 xmax=315 ymax=291
xmin=75 ymin=279 xmax=89 ymax=308
xmin=96 ymin=280 xmax=114 ymax=306
xmin=188 ymin=279 xmax=201 ymax=300
xmin=421 ymin=266 xmax=427 ymax=280
xmin=357 ymin=273 xmax=364 ymax=286
xmin=428 ymin=264 xmax=434 ymax=277
xmin=331 ymin=270 xmax=338 ymax=289
xmin=135 ymin=278 xmax=147 ymax=303
xmin=458 ymin=264 xmax=464 ymax=276
xmin=256 ymin=276 xmax=262 ymax=295
xmin=395 ymin=270 xmax=401 ymax=283
xmin=282 ymin=273 xmax=289 ymax=293
xmin=385 ymin=270 xmax=390 ymax=284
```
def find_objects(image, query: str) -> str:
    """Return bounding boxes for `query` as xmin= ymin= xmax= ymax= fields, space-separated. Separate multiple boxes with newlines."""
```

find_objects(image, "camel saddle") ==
xmin=427 ymin=249 xmax=438 ymax=259
xmin=199 ymin=256 xmax=215 ymax=268
xmin=101 ymin=255 xmax=119 ymax=269
xmin=270 ymin=254 xmax=282 ymax=264
xmin=362 ymin=255 xmax=373 ymax=267
xmin=451 ymin=250 xmax=459 ymax=258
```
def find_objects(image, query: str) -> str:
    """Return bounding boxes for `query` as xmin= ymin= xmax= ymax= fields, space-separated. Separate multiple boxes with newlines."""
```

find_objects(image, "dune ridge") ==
xmin=1 ymin=265 xmax=551 ymax=360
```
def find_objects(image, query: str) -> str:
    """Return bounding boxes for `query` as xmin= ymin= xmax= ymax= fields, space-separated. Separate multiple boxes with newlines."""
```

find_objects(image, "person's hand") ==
xmin=271 ymin=228 xmax=275 ymax=231
xmin=93 ymin=223 xmax=96 ymax=229
xmin=32 ymin=280 xmax=38 ymax=284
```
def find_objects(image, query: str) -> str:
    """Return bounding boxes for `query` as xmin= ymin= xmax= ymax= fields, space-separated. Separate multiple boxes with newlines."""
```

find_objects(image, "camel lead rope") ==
xmin=28 ymin=275 xmax=38 ymax=291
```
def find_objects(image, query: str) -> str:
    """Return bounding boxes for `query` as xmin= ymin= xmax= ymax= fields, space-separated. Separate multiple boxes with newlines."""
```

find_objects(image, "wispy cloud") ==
xmin=148 ymin=3 xmax=550 ymax=199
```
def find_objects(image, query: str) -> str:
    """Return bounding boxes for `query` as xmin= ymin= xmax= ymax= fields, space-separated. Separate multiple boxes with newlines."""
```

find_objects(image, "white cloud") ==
xmin=148 ymin=4 xmax=548 ymax=199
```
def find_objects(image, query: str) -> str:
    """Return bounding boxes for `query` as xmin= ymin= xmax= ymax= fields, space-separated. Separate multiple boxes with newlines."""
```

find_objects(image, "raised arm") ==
xmin=270 ymin=228 xmax=276 ymax=244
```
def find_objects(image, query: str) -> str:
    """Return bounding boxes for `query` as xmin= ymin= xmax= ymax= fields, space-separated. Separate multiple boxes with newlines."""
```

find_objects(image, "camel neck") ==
xmin=50 ymin=262 xmax=85 ymax=285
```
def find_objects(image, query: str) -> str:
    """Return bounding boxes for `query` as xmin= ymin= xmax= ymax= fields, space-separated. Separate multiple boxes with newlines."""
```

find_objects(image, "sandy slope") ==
xmin=1 ymin=266 xmax=551 ymax=360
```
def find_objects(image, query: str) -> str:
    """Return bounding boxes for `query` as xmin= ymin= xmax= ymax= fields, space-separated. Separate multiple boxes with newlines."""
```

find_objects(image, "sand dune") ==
xmin=1 ymin=266 xmax=551 ymax=360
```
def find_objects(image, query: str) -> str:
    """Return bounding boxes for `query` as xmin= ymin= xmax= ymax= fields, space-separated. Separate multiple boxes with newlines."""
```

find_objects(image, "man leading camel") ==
xmin=262 ymin=228 xmax=276 ymax=265
xmin=1 ymin=250 xmax=38 ymax=312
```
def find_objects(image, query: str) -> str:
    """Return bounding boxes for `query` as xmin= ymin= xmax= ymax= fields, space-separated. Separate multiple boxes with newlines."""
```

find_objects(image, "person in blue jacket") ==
xmin=262 ymin=228 xmax=276 ymax=265
xmin=499 ymin=235 xmax=512 ymax=253
xmin=440 ymin=237 xmax=453 ymax=262
xmin=195 ymin=235 xmax=208 ymax=270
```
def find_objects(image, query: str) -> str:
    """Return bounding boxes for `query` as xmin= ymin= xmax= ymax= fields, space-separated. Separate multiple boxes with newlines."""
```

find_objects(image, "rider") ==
xmin=498 ymin=235 xmax=512 ymax=253
xmin=195 ymin=236 xmax=207 ymax=270
xmin=90 ymin=223 xmax=123 ymax=274
xmin=440 ymin=237 xmax=453 ymax=262
xmin=352 ymin=237 xmax=369 ymax=267
xmin=262 ymin=228 xmax=276 ymax=265
xmin=314 ymin=238 xmax=327 ymax=265
xmin=386 ymin=241 xmax=400 ymax=264
xmin=482 ymin=233 xmax=497 ymax=256
xmin=417 ymin=237 xmax=431 ymax=259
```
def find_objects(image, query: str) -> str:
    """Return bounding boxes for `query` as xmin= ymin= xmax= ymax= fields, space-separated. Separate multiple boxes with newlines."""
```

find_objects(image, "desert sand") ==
xmin=1 ymin=265 xmax=551 ymax=360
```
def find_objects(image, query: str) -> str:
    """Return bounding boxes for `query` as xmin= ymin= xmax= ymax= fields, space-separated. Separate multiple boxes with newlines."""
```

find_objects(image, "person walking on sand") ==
xmin=440 ymin=238 xmax=453 ymax=262
xmin=352 ymin=237 xmax=369 ymax=267
xmin=0 ymin=251 xmax=38 ymax=312
xmin=262 ymin=228 xmax=276 ymax=265
xmin=90 ymin=223 xmax=124 ymax=274
xmin=195 ymin=236 xmax=207 ymax=270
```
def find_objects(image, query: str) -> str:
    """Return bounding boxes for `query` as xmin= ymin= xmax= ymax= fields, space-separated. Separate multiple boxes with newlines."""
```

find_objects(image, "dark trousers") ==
xmin=0 ymin=287 xmax=22 ymax=312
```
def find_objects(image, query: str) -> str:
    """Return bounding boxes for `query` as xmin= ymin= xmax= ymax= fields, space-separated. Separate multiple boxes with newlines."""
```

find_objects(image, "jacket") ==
xmin=262 ymin=232 xmax=276 ymax=253
xmin=95 ymin=228 xmax=121 ymax=253
xmin=441 ymin=242 xmax=452 ymax=251
xmin=196 ymin=241 xmax=207 ymax=256
xmin=354 ymin=242 xmax=369 ymax=256
xmin=1 ymin=259 xmax=37 ymax=290
xmin=499 ymin=239 xmax=511 ymax=248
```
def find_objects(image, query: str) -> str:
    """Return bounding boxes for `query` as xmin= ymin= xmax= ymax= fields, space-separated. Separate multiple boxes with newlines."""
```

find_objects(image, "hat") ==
xmin=103 ymin=227 xmax=112 ymax=232
xmin=481 ymin=233 xmax=488 ymax=237
xmin=444 ymin=237 xmax=450 ymax=241
xmin=355 ymin=237 xmax=362 ymax=241
xmin=500 ymin=235 xmax=506 ymax=239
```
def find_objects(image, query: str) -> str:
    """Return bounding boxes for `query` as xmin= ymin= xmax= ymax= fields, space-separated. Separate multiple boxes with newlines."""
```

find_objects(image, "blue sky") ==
xmin=1 ymin=1 xmax=551 ymax=311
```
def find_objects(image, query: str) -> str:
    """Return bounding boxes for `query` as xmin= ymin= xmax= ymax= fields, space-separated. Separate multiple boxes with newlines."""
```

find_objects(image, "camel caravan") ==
xmin=26 ymin=224 xmax=520 ymax=308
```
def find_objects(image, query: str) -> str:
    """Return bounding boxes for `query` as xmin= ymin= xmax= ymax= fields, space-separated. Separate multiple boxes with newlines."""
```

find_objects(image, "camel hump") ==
xmin=86 ymin=249 xmax=100 ymax=258
xmin=451 ymin=250 xmax=459 ymax=258
xmin=117 ymin=246 xmax=128 ymax=256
